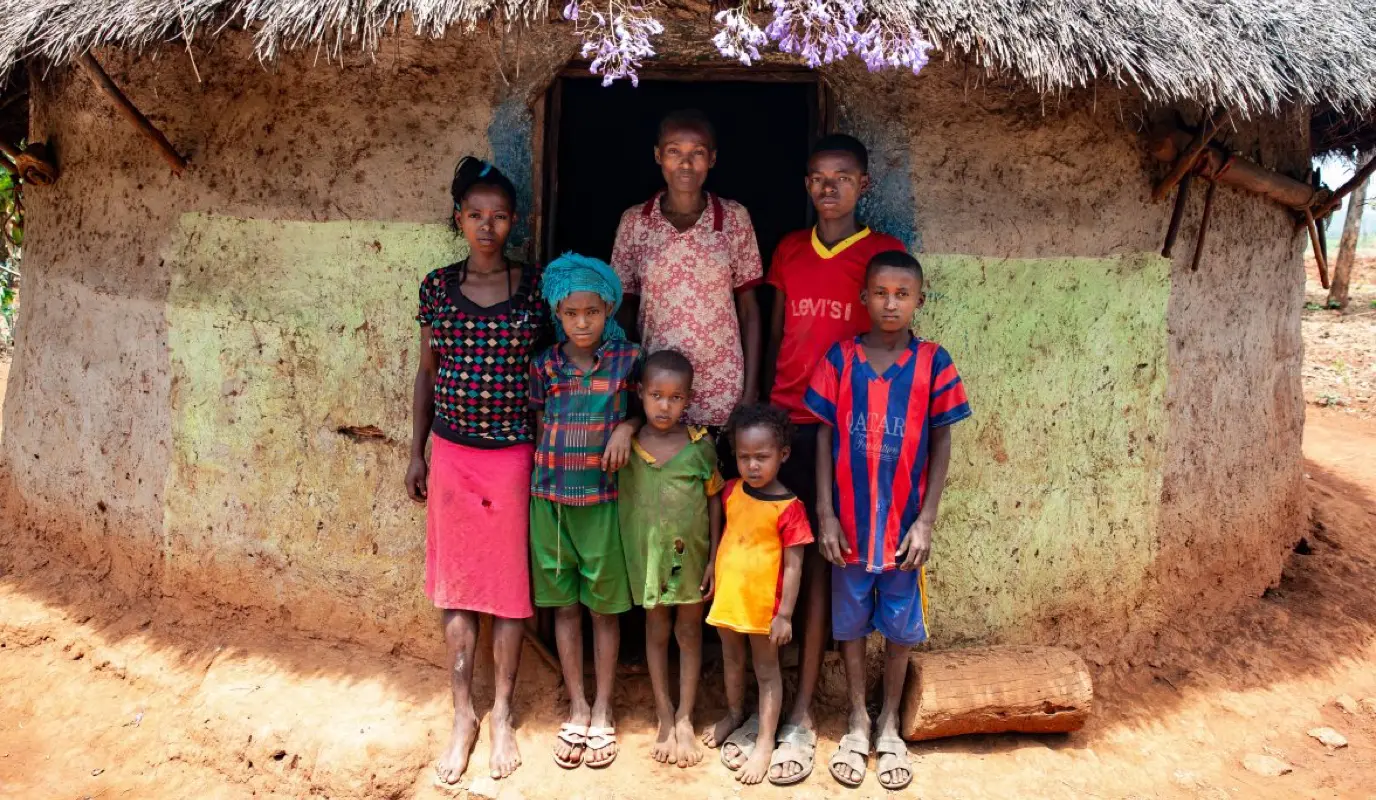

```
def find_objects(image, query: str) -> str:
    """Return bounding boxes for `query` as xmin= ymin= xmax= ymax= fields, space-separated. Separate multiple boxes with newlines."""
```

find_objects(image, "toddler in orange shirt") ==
xmin=701 ymin=404 xmax=813 ymax=784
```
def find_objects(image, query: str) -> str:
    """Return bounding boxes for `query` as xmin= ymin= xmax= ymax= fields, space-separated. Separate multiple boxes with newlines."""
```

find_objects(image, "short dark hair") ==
xmin=643 ymin=349 xmax=694 ymax=387
xmin=451 ymin=156 xmax=518 ymax=212
xmin=865 ymin=250 xmax=923 ymax=284
xmin=658 ymin=109 xmax=717 ymax=151
xmin=809 ymin=134 xmax=868 ymax=173
xmin=725 ymin=403 xmax=794 ymax=451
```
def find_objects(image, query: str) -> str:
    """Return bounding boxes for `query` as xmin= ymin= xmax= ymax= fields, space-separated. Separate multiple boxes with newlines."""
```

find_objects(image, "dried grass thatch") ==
xmin=1 ymin=0 xmax=1374 ymax=117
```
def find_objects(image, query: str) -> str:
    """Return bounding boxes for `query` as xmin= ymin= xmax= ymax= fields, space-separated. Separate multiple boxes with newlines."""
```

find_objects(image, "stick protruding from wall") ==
xmin=77 ymin=52 xmax=189 ymax=176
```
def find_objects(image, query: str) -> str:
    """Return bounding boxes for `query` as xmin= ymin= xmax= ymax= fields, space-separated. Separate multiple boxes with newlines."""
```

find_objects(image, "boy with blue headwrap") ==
xmin=529 ymin=253 xmax=643 ymax=770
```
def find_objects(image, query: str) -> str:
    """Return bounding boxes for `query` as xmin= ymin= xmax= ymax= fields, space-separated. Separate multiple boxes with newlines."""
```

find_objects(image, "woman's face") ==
xmin=654 ymin=126 xmax=716 ymax=195
xmin=455 ymin=184 xmax=516 ymax=256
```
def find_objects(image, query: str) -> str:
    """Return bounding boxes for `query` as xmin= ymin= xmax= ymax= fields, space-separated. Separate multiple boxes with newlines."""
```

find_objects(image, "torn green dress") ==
xmin=618 ymin=427 xmax=724 ymax=607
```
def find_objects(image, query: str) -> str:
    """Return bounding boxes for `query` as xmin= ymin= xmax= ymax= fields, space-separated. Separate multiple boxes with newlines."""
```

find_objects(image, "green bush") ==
xmin=1 ymin=168 xmax=20 ymax=343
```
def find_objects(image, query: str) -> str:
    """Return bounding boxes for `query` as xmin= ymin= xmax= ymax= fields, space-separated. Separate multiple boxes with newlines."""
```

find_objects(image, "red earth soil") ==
xmin=2 ymin=409 xmax=1375 ymax=799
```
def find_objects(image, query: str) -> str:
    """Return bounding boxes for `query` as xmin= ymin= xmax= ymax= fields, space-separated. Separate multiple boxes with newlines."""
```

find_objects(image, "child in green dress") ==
xmin=618 ymin=349 xmax=725 ymax=769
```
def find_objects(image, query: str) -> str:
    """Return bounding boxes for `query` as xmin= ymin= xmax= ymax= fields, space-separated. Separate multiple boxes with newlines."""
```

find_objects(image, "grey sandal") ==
xmin=875 ymin=735 xmax=913 ymax=790
xmin=768 ymin=724 xmax=817 ymax=786
xmin=828 ymin=731 xmax=870 ymax=788
xmin=719 ymin=714 xmax=760 ymax=771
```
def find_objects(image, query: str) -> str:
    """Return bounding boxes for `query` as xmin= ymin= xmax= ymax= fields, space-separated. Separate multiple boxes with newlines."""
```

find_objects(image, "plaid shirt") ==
xmin=530 ymin=339 xmax=643 ymax=506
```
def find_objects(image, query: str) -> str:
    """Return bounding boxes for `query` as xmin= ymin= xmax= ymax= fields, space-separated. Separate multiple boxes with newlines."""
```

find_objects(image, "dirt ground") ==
xmin=1304 ymin=251 xmax=1376 ymax=416
xmin=0 ymin=420 xmax=1374 ymax=799
xmin=3 ymin=267 xmax=1376 ymax=798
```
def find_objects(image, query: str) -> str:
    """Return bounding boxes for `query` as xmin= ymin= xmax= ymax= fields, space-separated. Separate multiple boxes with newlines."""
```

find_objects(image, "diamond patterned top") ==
xmin=417 ymin=261 xmax=552 ymax=447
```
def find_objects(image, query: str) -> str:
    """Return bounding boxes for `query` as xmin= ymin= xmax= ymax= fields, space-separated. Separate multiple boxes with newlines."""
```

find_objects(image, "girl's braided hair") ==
xmin=451 ymin=156 xmax=518 ymax=214
xmin=725 ymin=403 xmax=795 ymax=450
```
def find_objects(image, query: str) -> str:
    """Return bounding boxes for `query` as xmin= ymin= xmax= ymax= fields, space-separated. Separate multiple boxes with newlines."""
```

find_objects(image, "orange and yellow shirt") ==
xmin=706 ymin=480 xmax=814 ymax=635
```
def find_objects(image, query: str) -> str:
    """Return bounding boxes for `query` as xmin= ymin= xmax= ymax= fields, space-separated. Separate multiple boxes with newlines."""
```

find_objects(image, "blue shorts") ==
xmin=831 ymin=564 xmax=929 ymax=646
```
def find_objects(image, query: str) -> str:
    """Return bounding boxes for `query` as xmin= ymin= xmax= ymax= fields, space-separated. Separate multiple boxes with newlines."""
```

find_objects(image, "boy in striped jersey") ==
xmin=804 ymin=250 xmax=971 ymax=791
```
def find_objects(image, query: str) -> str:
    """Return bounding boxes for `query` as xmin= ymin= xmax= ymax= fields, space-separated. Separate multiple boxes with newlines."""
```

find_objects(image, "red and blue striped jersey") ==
xmin=804 ymin=336 xmax=972 ymax=572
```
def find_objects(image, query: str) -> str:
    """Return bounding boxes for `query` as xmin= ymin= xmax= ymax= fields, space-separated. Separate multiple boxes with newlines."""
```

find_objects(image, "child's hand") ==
xmin=769 ymin=615 xmax=793 ymax=646
xmin=897 ymin=519 xmax=934 ymax=571
xmin=601 ymin=423 xmax=635 ymax=472
xmin=818 ymin=513 xmax=850 ymax=567
xmin=699 ymin=559 xmax=716 ymax=601
xmin=405 ymin=455 xmax=428 ymax=504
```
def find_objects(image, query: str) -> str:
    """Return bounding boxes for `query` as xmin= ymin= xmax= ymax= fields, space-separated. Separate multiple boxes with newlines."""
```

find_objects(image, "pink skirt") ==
xmin=425 ymin=437 xmax=535 ymax=618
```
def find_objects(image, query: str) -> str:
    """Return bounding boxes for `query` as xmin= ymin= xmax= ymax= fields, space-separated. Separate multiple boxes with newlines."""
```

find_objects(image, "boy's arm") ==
xmin=761 ymin=289 xmax=785 ymax=404
xmin=815 ymin=425 xmax=850 ymax=566
xmin=769 ymin=546 xmax=805 ymax=646
xmin=897 ymin=424 xmax=953 ymax=571
xmin=700 ymin=492 xmax=724 ymax=600
xmin=603 ymin=351 xmax=645 ymax=472
xmin=529 ymin=358 xmax=546 ymax=457
xmin=736 ymin=288 xmax=761 ymax=406
xmin=602 ymin=416 xmax=643 ymax=472
xmin=617 ymin=295 xmax=641 ymax=343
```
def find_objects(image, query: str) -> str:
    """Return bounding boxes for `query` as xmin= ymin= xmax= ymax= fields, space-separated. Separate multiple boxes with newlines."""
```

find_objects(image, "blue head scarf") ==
xmin=541 ymin=252 xmax=627 ymax=342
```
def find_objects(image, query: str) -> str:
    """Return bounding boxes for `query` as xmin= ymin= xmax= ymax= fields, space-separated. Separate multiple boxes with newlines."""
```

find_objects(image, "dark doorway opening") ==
xmin=538 ymin=72 xmax=824 ymax=673
xmin=543 ymin=74 xmax=821 ymax=269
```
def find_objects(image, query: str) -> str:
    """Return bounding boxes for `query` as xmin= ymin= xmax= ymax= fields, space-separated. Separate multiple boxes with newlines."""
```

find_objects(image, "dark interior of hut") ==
xmin=540 ymin=76 xmax=822 ymax=669
xmin=544 ymin=75 xmax=818 ymax=269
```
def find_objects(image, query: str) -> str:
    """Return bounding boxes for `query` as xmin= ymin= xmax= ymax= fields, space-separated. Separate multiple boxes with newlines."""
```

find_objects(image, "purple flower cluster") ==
xmin=855 ymin=17 xmax=933 ymax=74
xmin=712 ymin=6 xmax=768 ymax=66
xmin=564 ymin=0 xmax=665 ymax=86
xmin=762 ymin=0 xmax=863 ymax=68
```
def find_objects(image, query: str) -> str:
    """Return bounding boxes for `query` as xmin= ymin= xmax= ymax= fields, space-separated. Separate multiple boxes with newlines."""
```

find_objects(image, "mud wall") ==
xmin=823 ymin=63 xmax=1306 ymax=661
xmin=0 ymin=25 xmax=1305 ymax=663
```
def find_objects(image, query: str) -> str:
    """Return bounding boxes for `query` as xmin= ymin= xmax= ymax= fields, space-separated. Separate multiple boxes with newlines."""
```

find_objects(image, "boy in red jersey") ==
xmin=762 ymin=134 xmax=905 ymax=787
xmin=806 ymin=251 xmax=971 ymax=791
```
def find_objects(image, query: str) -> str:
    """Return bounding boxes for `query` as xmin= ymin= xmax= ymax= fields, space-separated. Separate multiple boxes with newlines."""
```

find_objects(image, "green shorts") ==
xmin=530 ymin=497 xmax=632 ymax=615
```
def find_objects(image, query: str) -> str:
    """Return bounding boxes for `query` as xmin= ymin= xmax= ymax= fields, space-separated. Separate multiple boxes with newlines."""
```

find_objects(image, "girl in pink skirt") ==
xmin=407 ymin=157 xmax=551 ymax=785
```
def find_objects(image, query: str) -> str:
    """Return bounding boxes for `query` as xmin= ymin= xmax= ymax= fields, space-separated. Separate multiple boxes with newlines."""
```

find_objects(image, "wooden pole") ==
xmin=1306 ymin=209 xmax=1329 ymax=290
xmin=76 ymin=52 xmax=188 ymax=175
xmin=1152 ymin=107 xmax=1228 ymax=203
xmin=1315 ymin=154 xmax=1376 ymax=222
xmin=1161 ymin=173 xmax=1194 ymax=258
xmin=1191 ymin=179 xmax=1218 ymax=272
xmin=1313 ymin=170 xmax=1330 ymax=267
xmin=522 ymin=618 xmax=560 ymax=674
xmin=1148 ymin=128 xmax=1318 ymax=210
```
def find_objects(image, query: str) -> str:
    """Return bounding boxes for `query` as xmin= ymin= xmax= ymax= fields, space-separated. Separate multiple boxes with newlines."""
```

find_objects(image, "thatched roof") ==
xmin=1 ymin=0 xmax=1375 ymax=117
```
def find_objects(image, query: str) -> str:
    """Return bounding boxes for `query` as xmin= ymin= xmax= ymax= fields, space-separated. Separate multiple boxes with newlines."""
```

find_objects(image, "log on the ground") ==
xmin=900 ymin=645 xmax=1093 ymax=742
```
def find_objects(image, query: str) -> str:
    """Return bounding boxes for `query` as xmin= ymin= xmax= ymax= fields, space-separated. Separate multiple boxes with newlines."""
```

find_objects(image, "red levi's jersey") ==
xmin=766 ymin=227 xmax=907 ymax=423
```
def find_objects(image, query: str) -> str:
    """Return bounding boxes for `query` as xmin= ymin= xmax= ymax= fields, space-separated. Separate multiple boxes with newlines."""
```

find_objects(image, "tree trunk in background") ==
xmin=1328 ymin=153 xmax=1371 ymax=309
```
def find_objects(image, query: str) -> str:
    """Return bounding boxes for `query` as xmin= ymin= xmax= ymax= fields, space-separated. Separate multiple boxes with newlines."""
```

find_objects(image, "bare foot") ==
xmin=673 ymin=716 xmax=702 ymax=768
xmin=554 ymin=701 xmax=591 ymax=768
xmin=735 ymin=743 xmax=772 ymax=785
xmin=651 ymin=711 xmax=674 ymax=763
xmin=701 ymin=710 xmax=744 ymax=749
xmin=437 ymin=706 xmax=478 ymax=785
xmin=488 ymin=707 xmax=522 ymax=779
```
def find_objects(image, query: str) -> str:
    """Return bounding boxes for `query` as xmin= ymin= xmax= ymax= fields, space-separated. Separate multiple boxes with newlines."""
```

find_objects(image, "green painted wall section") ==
xmin=916 ymin=252 xmax=1169 ymax=644
xmin=163 ymin=214 xmax=467 ymax=621
xmin=162 ymin=214 xmax=1168 ymax=642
